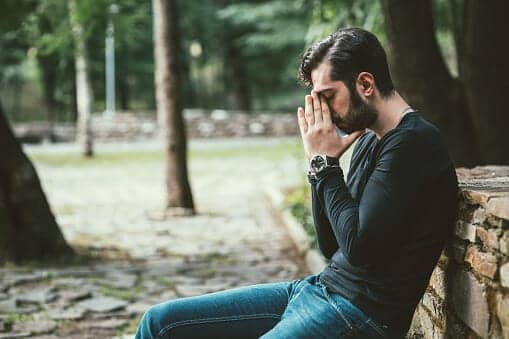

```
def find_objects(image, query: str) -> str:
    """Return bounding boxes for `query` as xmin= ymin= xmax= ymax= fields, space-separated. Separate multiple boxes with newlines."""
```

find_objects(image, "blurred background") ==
xmin=0 ymin=0 xmax=454 ymax=120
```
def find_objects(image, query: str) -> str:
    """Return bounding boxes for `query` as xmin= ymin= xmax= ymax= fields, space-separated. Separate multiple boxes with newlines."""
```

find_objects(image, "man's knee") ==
xmin=137 ymin=302 xmax=173 ymax=339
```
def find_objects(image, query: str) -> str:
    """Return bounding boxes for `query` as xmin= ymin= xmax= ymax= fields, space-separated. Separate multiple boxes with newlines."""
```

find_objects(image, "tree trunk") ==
xmin=69 ymin=0 xmax=94 ymax=157
xmin=117 ymin=72 xmax=130 ymax=111
xmin=381 ymin=0 xmax=480 ymax=167
xmin=36 ymin=14 xmax=59 ymax=129
xmin=225 ymin=42 xmax=251 ymax=111
xmin=37 ymin=53 xmax=58 ymax=123
xmin=0 ymin=99 xmax=74 ymax=263
xmin=152 ymin=0 xmax=195 ymax=213
xmin=460 ymin=0 xmax=509 ymax=164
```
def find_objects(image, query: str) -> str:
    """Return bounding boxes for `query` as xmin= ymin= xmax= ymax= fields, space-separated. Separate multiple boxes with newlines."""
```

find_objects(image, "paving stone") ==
xmin=17 ymin=288 xmax=58 ymax=304
xmin=48 ymin=306 xmax=85 ymax=320
xmin=0 ymin=299 xmax=38 ymax=314
xmin=1 ymin=272 xmax=48 ymax=289
xmin=175 ymin=284 xmax=217 ymax=298
xmin=0 ymin=332 xmax=31 ymax=338
xmin=90 ymin=318 xmax=127 ymax=329
xmin=76 ymin=296 xmax=127 ymax=313
xmin=100 ymin=272 xmax=137 ymax=290
xmin=58 ymin=289 xmax=93 ymax=302
xmin=126 ymin=301 xmax=152 ymax=315
xmin=12 ymin=320 xmax=57 ymax=335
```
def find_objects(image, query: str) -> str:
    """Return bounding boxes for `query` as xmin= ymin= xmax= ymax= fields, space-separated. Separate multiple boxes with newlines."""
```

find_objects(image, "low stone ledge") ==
xmin=13 ymin=110 xmax=300 ymax=143
xmin=417 ymin=166 xmax=509 ymax=339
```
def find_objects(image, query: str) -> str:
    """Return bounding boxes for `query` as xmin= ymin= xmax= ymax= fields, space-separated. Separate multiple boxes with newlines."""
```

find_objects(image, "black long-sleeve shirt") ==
xmin=309 ymin=111 xmax=459 ymax=336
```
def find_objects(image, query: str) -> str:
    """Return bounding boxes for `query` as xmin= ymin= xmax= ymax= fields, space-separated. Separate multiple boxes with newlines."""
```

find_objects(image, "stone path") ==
xmin=0 ymin=138 xmax=310 ymax=338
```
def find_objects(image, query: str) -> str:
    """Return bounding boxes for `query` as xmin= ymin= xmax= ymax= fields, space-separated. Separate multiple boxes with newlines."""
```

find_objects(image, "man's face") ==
xmin=310 ymin=59 xmax=378 ymax=134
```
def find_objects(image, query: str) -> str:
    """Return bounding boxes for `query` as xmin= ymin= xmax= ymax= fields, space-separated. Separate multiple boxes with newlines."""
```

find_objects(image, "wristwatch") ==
xmin=308 ymin=154 xmax=339 ymax=176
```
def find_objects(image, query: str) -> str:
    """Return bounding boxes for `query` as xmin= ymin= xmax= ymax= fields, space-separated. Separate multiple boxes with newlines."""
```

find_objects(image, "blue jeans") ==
xmin=135 ymin=274 xmax=391 ymax=338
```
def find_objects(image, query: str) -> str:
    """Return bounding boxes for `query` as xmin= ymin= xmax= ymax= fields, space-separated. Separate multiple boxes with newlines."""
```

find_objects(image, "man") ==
xmin=136 ymin=28 xmax=459 ymax=339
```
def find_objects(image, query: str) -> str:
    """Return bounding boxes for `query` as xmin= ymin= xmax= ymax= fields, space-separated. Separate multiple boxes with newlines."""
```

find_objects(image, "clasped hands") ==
xmin=297 ymin=91 xmax=365 ymax=160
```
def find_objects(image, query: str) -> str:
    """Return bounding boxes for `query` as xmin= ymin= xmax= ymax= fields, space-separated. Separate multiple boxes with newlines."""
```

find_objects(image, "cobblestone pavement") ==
xmin=0 ymin=138 xmax=311 ymax=338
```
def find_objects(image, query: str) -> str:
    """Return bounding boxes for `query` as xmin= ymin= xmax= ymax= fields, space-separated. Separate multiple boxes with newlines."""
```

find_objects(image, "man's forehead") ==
xmin=311 ymin=61 xmax=332 ymax=89
xmin=310 ymin=60 xmax=342 ymax=93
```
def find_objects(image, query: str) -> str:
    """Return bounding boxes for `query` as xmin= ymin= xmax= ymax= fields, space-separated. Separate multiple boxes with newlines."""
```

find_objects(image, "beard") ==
xmin=330 ymin=87 xmax=378 ymax=134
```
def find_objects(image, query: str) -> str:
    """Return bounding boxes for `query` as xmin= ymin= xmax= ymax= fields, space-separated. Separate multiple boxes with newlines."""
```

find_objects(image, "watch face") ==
xmin=311 ymin=155 xmax=326 ymax=172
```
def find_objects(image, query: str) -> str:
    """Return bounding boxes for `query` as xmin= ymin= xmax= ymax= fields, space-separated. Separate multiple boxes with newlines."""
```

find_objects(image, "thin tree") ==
xmin=382 ymin=0 xmax=509 ymax=166
xmin=0 ymin=99 xmax=74 ymax=263
xmin=152 ymin=0 xmax=195 ymax=214
xmin=69 ymin=0 xmax=94 ymax=157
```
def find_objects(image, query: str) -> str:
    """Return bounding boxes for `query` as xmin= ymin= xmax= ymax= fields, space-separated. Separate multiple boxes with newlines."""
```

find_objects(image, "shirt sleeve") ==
xmin=313 ymin=130 xmax=426 ymax=266
xmin=310 ymin=176 xmax=339 ymax=259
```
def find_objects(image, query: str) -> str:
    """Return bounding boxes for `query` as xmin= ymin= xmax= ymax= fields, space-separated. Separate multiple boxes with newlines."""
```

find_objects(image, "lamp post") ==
xmin=104 ymin=3 xmax=119 ymax=117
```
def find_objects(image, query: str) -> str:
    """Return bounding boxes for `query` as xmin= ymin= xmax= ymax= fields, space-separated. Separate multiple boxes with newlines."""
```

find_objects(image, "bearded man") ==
xmin=136 ymin=28 xmax=459 ymax=339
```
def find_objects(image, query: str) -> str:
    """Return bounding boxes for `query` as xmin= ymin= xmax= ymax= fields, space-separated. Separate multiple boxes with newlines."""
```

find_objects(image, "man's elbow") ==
xmin=343 ymin=247 xmax=371 ymax=266
xmin=318 ymin=244 xmax=337 ymax=260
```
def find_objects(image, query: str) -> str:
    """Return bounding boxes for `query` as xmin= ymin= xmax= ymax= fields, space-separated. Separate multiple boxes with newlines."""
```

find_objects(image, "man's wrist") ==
xmin=308 ymin=154 xmax=339 ymax=175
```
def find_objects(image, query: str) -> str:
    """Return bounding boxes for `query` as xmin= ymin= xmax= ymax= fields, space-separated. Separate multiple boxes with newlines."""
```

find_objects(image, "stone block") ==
xmin=497 ymin=293 xmax=509 ymax=339
xmin=476 ymin=226 xmax=500 ymax=251
xmin=487 ymin=197 xmax=509 ymax=221
xmin=452 ymin=269 xmax=490 ymax=338
xmin=464 ymin=245 xmax=498 ymax=279
xmin=473 ymin=207 xmax=488 ymax=225
xmin=421 ymin=291 xmax=446 ymax=328
xmin=451 ymin=241 xmax=467 ymax=264
xmin=500 ymin=231 xmax=509 ymax=255
xmin=500 ymin=263 xmax=509 ymax=288
xmin=416 ymin=304 xmax=445 ymax=339
xmin=428 ymin=265 xmax=447 ymax=300
xmin=456 ymin=221 xmax=477 ymax=242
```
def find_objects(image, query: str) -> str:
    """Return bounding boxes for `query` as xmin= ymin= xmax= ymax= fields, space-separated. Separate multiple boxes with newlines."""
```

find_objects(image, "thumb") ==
xmin=343 ymin=129 xmax=365 ymax=146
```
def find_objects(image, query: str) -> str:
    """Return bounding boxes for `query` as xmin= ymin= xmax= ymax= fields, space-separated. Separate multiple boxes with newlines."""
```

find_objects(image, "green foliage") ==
xmin=285 ymin=185 xmax=317 ymax=249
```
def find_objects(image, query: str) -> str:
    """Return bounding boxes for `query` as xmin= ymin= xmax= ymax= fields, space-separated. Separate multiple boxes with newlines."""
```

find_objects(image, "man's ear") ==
xmin=356 ymin=72 xmax=375 ymax=98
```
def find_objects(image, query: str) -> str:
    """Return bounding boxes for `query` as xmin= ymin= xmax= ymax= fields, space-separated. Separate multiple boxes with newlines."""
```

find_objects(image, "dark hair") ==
xmin=298 ymin=28 xmax=395 ymax=97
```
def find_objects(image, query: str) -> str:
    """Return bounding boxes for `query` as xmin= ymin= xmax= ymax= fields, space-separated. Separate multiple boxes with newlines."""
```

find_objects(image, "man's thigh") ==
xmin=136 ymin=280 xmax=295 ymax=339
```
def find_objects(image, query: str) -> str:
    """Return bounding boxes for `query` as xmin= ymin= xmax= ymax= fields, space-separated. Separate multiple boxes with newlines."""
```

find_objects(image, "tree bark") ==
xmin=0 ymin=99 xmax=74 ymax=263
xmin=69 ymin=0 xmax=94 ymax=157
xmin=225 ymin=42 xmax=251 ymax=111
xmin=37 ymin=53 xmax=59 ymax=125
xmin=382 ymin=0 xmax=480 ymax=167
xmin=460 ymin=0 xmax=509 ymax=164
xmin=152 ymin=0 xmax=195 ymax=213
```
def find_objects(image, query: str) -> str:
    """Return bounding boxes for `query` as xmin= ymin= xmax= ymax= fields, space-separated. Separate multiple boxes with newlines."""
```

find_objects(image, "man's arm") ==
xmin=310 ymin=180 xmax=338 ymax=259
xmin=312 ymin=130 xmax=426 ymax=266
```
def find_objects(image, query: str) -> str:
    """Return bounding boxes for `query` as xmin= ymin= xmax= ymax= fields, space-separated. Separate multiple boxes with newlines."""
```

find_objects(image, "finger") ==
xmin=319 ymin=94 xmax=332 ymax=125
xmin=297 ymin=107 xmax=308 ymax=134
xmin=305 ymin=95 xmax=314 ymax=125
xmin=311 ymin=91 xmax=323 ymax=122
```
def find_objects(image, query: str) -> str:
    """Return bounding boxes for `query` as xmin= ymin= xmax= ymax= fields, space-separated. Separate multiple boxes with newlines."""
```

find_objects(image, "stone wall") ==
xmin=13 ymin=109 xmax=300 ymax=143
xmin=413 ymin=166 xmax=509 ymax=338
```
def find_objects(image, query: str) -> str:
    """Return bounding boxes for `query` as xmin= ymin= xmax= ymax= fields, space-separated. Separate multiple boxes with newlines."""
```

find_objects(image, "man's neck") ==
xmin=369 ymin=91 xmax=411 ymax=140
